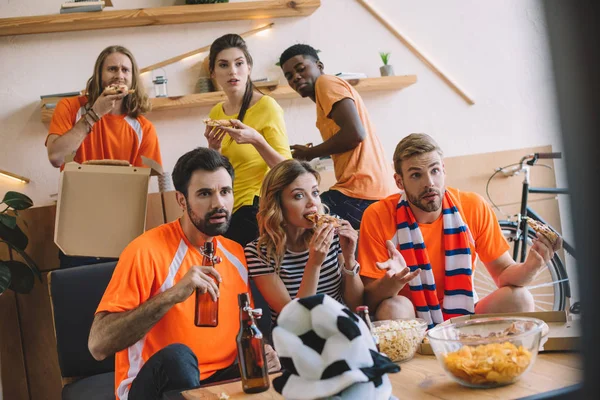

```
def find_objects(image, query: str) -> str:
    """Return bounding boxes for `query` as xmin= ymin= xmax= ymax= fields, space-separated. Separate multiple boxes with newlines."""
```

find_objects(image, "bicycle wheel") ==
xmin=473 ymin=221 xmax=569 ymax=311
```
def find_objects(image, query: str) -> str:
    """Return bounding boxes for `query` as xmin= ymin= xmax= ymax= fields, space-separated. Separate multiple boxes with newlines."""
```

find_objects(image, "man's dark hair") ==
xmin=172 ymin=147 xmax=234 ymax=197
xmin=279 ymin=44 xmax=320 ymax=68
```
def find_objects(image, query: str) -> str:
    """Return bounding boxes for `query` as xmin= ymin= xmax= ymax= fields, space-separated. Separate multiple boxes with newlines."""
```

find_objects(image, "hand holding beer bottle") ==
xmin=195 ymin=241 xmax=222 ymax=327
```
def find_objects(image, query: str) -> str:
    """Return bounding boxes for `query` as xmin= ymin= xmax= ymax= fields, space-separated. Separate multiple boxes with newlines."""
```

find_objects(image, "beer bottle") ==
xmin=356 ymin=305 xmax=380 ymax=351
xmin=195 ymin=241 xmax=219 ymax=327
xmin=236 ymin=293 xmax=270 ymax=393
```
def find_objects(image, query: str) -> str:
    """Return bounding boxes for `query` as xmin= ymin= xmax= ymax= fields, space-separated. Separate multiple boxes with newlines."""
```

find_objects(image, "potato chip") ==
xmin=443 ymin=342 xmax=532 ymax=386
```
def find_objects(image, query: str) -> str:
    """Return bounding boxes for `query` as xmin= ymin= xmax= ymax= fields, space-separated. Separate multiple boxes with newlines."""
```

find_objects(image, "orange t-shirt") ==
xmin=46 ymin=96 xmax=162 ymax=168
xmin=315 ymin=75 xmax=396 ymax=200
xmin=96 ymin=220 xmax=250 ymax=398
xmin=358 ymin=188 xmax=509 ymax=304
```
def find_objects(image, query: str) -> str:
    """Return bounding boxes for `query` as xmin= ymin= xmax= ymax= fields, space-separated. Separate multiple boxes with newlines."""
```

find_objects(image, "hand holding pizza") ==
xmin=203 ymin=119 xmax=229 ymax=152
xmin=217 ymin=119 xmax=261 ymax=145
xmin=521 ymin=217 xmax=562 ymax=276
xmin=308 ymin=223 xmax=336 ymax=268
xmin=92 ymin=84 xmax=131 ymax=118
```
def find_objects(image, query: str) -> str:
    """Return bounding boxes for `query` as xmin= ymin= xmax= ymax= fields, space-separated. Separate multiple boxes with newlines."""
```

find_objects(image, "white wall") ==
xmin=0 ymin=0 xmax=565 ymax=201
xmin=0 ymin=0 xmax=576 ymax=299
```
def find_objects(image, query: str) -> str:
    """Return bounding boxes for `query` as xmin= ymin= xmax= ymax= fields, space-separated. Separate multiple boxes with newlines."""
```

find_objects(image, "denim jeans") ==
xmin=320 ymin=190 xmax=377 ymax=229
xmin=128 ymin=343 xmax=200 ymax=400
xmin=128 ymin=343 xmax=240 ymax=400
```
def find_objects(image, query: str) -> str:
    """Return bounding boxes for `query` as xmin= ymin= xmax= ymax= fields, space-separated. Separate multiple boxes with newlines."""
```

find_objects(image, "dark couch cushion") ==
xmin=62 ymin=372 xmax=115 ymax=400
xmin=49 ymin=262 xmax=117 ymax=378
xmin=249 ymin=278 xmax=272 ymax=342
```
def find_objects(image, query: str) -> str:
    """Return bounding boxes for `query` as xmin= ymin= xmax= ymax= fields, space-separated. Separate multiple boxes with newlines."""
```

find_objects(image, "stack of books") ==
xmin=60 ymin=1 xmax=109 ymax=14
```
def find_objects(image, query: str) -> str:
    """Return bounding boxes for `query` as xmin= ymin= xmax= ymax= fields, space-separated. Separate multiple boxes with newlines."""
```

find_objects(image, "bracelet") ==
xmin=341 ymin=261 xmax=360 ymax=276
xmin=88 ymin=108 xmax=100 ymax=122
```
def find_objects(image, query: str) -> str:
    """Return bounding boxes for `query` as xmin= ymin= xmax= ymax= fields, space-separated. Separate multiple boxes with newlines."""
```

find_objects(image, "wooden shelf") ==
xmin=41 ymin=75 xmax=417 ymax=122
xmin=0 ymin=0 xmax=320 ymax=36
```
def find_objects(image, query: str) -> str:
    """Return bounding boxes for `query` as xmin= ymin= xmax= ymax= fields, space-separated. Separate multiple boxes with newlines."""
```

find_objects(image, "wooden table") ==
xmin=175 ymin=352 xmax=581 ymax=399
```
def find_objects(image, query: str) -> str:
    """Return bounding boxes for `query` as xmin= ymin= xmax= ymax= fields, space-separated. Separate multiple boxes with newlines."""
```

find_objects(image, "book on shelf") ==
xmin=59 ymin=4 xmax=104 ymax=14
xmin=61 ymin=1 xmax=105 ymax=8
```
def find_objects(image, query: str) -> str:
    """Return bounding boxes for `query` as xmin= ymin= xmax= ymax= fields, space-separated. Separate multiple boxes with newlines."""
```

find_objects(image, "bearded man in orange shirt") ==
xmin=46 ymin=45 xmax=163 ymax=269
xmin=88 ymin=148 xmax=279 ymax=400
xmin=358 ymin=134 xmax=562 ymax=328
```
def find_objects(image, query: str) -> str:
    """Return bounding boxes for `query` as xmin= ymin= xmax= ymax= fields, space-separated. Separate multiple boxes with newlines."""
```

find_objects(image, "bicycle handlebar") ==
xmin=536 ymin=152 xmax=562 ymax=159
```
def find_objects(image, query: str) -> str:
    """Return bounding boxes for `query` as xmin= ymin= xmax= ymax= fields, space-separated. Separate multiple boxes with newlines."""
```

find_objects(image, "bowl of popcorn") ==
xmin=371 ymin=318 xmax=427 ymax=363
xmin=426 ymin=317 xmax=544 ymax=388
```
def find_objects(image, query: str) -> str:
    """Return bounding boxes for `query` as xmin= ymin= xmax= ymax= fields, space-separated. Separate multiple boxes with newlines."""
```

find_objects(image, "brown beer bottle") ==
xmin=236 ymin=293 xmax=270 ymax=393
xmin=356 ymin=305 xmax=380 ymax=351
xmin=194 ymin=241 xmax=219 ymax=327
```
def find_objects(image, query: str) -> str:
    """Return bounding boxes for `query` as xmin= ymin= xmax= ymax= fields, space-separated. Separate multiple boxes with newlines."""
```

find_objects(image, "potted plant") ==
xmin=0 ymin=191 xmax=41 ymax=295
xmin=379 ymin=52 xmax=394 ymax=77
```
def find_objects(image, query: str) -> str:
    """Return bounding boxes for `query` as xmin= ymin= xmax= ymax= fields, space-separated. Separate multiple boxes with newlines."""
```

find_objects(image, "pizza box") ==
xmin=417 ymin=310 xmax=579 ymax=355
xmin=54 ymin=156 xmax=163 ymax=258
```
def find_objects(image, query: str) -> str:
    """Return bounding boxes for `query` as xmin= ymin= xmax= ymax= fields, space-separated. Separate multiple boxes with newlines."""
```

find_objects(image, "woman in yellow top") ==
xmin=204 ymin=34 xmax=292 ymax=246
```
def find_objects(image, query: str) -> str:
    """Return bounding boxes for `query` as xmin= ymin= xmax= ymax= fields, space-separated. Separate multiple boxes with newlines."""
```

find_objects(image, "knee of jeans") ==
xmin=160 ymin=343 xmax=198 ymax=366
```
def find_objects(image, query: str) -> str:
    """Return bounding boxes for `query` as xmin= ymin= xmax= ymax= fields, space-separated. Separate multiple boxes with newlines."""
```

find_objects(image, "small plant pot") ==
xmin=380 ymin=65 xmax=395 ymax=77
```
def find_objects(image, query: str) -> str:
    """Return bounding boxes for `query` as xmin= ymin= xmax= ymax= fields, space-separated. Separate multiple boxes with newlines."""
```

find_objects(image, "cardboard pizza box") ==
xmin=418 ymin=310 xmax=579 ymax=355
xmin=54 ymin=156 xmax=163 ymax=258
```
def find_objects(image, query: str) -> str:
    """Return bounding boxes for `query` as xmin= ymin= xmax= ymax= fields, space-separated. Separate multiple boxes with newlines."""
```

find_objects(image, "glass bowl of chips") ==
xmin=426 ymin=317 xmax=544 ymax=388
xmin=371 ymin=318 xmax=428 ymax=363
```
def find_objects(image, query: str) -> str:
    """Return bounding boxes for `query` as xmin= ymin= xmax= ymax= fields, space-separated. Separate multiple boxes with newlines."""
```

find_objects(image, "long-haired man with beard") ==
xmin=88 ymin=148 xmax=279 ymax=400
xmin=46 ymin=45 xmax=162 ymax=169
xmin=358 ymin=134 xmax=562 ymax=329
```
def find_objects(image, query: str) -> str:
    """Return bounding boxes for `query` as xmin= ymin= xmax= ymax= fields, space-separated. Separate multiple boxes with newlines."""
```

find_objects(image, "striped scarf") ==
xmin=395 ymin=191 xmax=475 ymax=328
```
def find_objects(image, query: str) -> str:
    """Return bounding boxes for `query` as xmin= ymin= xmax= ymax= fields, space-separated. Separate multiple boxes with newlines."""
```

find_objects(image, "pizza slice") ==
xmin=305 ymin=213 xmax=342 ymax=228
xmin=524 ymin=217 xmax=561 ymax=247
xmin=104 ymin=84 xmax=135 ymax=95
xmin=203 ymin=118 xmax=234 ymax=128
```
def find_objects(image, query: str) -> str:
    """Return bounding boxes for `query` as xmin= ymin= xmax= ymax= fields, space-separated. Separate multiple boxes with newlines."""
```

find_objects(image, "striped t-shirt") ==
xmin=245 ymin=235 xmax=344 ymax=324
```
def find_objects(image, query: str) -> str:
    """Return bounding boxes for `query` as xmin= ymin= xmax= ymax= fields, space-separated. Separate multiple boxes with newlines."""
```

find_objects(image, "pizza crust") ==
xmin=104 ymin=84 xmax=134 ymax=95
xmin=203 ymin=118 xmax=234 ymax=128
xmin=525 ymin=217 xmax=560 ymax=247
xmin=305 ymin=213 xmax=342 ymax=228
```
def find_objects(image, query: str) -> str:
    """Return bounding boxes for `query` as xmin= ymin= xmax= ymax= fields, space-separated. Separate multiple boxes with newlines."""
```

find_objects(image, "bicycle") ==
xmin=475 ymin=152 xmax=575 ymax=312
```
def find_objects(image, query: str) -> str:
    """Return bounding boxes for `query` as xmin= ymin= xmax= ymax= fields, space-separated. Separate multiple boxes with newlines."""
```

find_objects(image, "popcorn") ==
xmin=372 ymin=319 xmax=426 ymax=362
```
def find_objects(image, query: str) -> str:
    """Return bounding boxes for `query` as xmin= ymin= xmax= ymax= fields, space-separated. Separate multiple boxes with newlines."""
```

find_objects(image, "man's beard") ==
xmin=407 ymin=188 xmax=443 ymax=213
xmin=187 ymin=203 xmax=231 ymax=237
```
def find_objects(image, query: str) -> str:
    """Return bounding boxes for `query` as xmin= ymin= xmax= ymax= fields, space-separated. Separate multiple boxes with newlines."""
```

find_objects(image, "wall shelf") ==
xmin=41 ymin=75 xmax=417 ymax=122
xmin=0 ymin=0 xmax=320 ymax=36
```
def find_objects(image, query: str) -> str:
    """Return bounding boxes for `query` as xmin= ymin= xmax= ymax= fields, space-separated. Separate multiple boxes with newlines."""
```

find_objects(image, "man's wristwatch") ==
xmin=342 ymin=261 xmax=360 ymax=276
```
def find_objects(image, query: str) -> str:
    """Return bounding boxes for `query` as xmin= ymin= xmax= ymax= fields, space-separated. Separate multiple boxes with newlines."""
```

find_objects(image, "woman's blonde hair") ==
xmin=85 ymin=45 xmax=151 ymax=118
xmin=256 ymin=159 xmax=323 ymax=273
